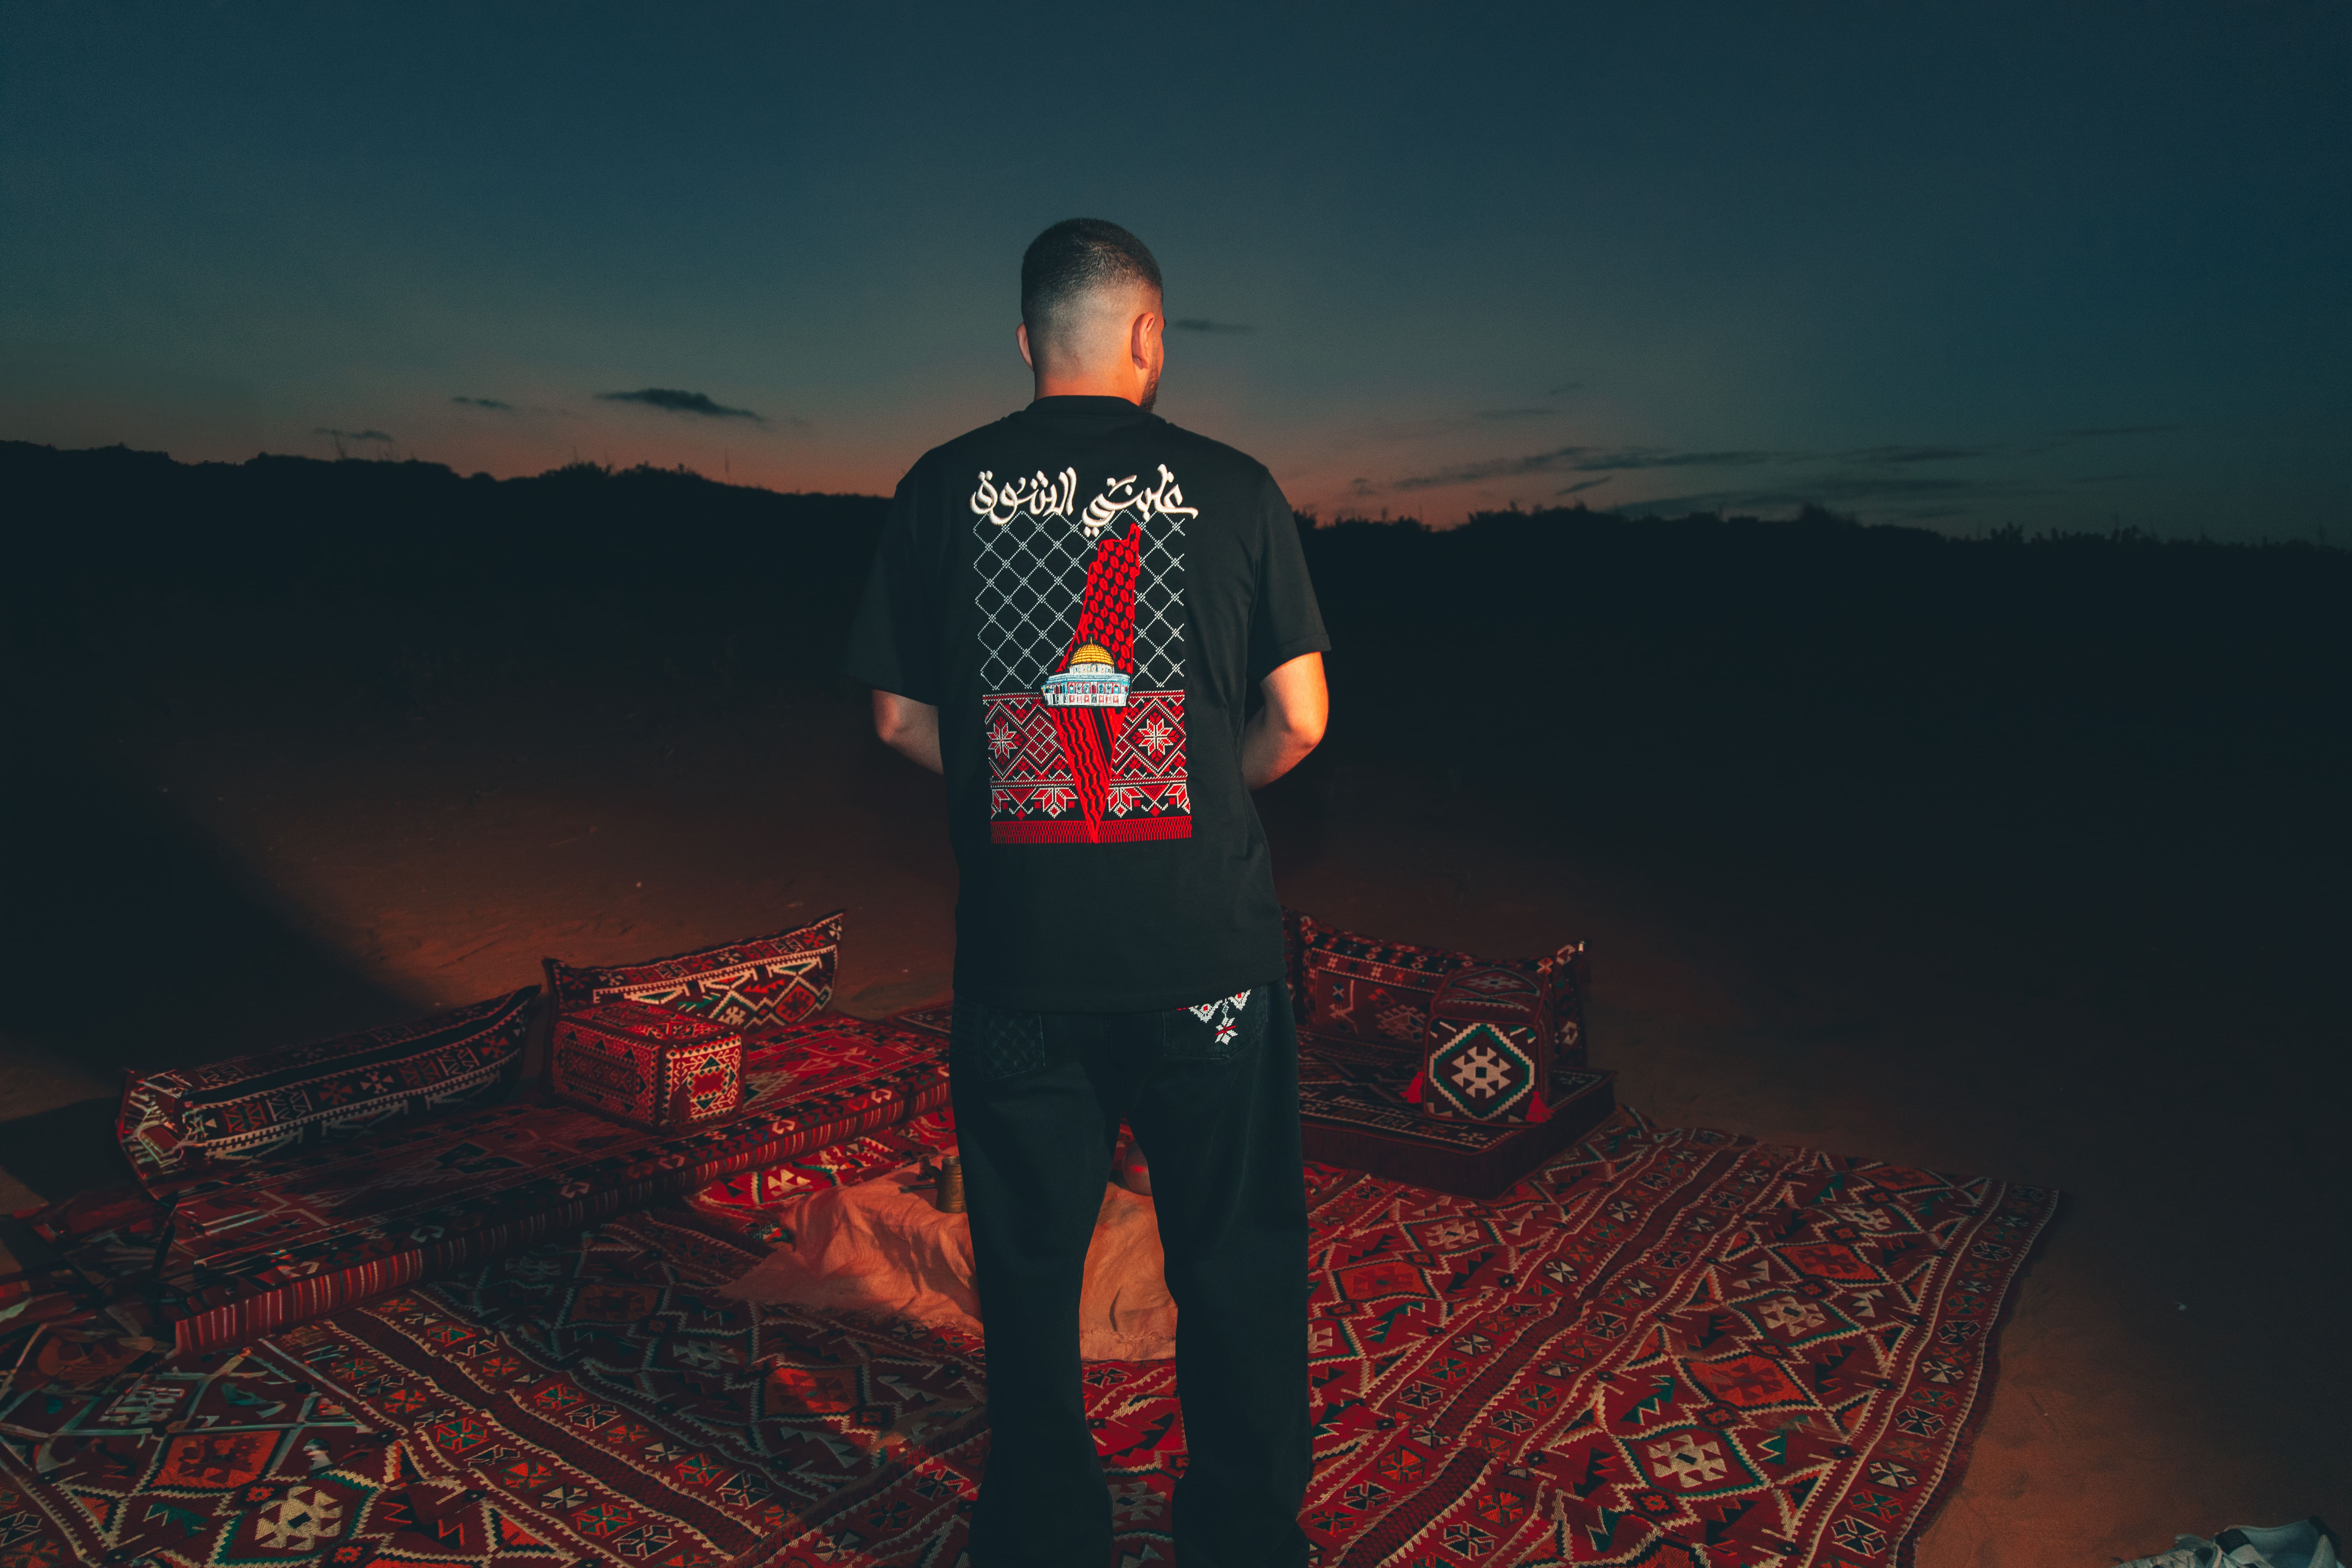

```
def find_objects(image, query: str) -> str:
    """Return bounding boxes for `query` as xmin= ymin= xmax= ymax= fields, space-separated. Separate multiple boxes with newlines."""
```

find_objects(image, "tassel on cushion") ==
xmin=1404 ymin=1072 xmax=1426 ymax=1104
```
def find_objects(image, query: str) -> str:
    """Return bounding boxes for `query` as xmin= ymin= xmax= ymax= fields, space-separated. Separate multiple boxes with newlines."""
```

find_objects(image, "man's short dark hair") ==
xmin=1021 ymin=219 xmax=1162 ymax=348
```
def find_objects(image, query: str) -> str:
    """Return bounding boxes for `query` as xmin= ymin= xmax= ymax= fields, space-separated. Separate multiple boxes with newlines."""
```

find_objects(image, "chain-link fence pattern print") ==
xmin=973 ymin=498 xmax=1185 ymax=695
xmin=969 ymin=465 xmax=1195 ymax=843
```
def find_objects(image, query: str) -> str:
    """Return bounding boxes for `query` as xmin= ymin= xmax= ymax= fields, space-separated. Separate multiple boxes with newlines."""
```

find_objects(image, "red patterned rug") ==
xmin=0 ymin=1109 xmax=2054 ymax=1567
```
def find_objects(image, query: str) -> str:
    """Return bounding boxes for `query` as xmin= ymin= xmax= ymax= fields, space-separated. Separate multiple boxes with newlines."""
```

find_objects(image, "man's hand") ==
xmin=1241 ymin=652 xmax=1328 ymax=789
xmin=872 ymin=690 xmax=944 ymax=774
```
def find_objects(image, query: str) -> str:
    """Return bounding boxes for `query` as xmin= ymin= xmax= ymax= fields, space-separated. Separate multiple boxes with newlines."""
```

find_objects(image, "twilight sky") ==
xmin=3 ymin=3 xmax=2345 ymax=537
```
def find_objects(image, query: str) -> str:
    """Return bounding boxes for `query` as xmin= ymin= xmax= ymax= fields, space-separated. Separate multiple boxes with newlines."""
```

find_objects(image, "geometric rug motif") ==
xmin=686 ymin=1111 xmax=961 ymax=1248
xmin=0 ymin=1108 xmax=2053 ymax=1568
xmin=1300 ymin=1030 xmax=1606 ymax=1155
xmin=0 ymin=1337 xmax=434 ymax=1568
xmin=1422 ymin=1019 xmax=1540 ymax=1121
xmin=682 ymin=1106 xmax=2054 ymax=1568
xmin=259 ymin=1208 xmax=992 ymax=1568
xmin=55 ymin=1014 xmax=949 ymax=1356
xmin=695 ymin=1106 xmax=2057 ymax=1568
xmin=1286 ymin=1110 xmax=2059 ymax=1567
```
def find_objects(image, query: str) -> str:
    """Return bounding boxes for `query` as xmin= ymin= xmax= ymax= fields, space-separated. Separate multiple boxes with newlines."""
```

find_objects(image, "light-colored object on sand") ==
xmin=720 ymin=1158 xmax=1177 ymax=1360
xmin=2118 ymin=1518 xmax=2340 ymax=1568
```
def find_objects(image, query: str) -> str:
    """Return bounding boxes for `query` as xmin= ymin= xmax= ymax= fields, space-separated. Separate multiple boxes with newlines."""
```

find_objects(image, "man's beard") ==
xmin=1139 ymin=365 xmax=1161 ymax=413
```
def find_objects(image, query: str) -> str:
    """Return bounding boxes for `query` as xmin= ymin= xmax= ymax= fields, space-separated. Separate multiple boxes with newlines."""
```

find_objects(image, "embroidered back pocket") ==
xmin=1162 ymin=986 xmax=1267 ymax=1063
xmin=950 ymin=998 xmax=1048 ymax=1082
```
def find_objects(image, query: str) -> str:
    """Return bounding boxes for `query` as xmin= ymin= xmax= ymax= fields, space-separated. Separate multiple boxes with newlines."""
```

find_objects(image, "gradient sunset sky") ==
xmin=3 ymin=4 xmax=2344 ymax=538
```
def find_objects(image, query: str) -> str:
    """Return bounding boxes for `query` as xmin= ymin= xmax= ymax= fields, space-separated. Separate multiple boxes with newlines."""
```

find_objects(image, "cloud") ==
xmin=1617 ymin=472 xmax=2031 ymax=519
xmin=1837 ymin=444 xmax=1990 ymax=464
xmin=1169 ymin=318 xmax=1252 ymax=334
xmin=451 ymin=396 xmax=512 ymax=410
xmin=1570 ymin=448 xmax=1784 ymax=471
xmin=1390 ymin=444 xmax=1791 ymax=491
xmin=313 ymin=427 xmax=394 ymax=442
xmin=1474 ymin=407 xmax=1554 ymax=421
xmin=1377 ymin=422 xmax=2168 ymax=517
xmin=1391 ymin=445 xmax=1594 ymax=491
xmin=596 ymin=387 xmax=763 ymax=421
xmin=2021 ymin=424 xmax=2185 ymax=456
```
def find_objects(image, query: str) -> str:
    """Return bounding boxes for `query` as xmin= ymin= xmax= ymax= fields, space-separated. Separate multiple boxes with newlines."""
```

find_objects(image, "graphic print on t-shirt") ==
xmin=971 ymin=465 xmax=1195 ymax=844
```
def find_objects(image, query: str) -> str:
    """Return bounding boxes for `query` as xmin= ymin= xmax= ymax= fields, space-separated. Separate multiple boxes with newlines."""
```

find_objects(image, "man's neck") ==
xmin=1031 ymin=375 xmax=1142 ymax=404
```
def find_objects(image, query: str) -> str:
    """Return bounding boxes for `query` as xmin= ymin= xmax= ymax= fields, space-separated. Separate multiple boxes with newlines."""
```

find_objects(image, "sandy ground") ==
xmin=2 ymin=656 xmax=2343 ymax=1566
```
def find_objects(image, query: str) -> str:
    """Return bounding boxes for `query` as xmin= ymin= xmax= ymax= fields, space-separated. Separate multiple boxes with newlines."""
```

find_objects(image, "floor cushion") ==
xmin=1419 ymin=964 xmax=1556 ymax=1123
xmin=544 ymin=909 xmax=842 ymax=1031
xmin=1300 ymin=1050 xmax=1617 ymax=1198
xmin=114 ymin=987 xmax=537 ymax=1193
xmin=56 ymin=1009 xmax=946 ymax=1353
xmin=548 ymin=997 xmax=744 ymax=1130
xmin=1283 ymin=906 xmax=1588 ymax=1072
xmin=1283 ymin=911 xmax=1609 ymax=1195
xmin=721 ymin=1160 xmax=1177 ymax=1361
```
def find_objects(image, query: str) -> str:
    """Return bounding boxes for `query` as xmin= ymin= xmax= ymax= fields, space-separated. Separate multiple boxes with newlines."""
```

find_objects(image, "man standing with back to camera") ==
xmin=842 ymin=218 xmax=1329 ymax=1567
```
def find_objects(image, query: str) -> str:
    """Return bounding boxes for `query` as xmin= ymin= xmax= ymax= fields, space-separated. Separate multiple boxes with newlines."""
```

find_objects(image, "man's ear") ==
xmin=1130 ymin=309 xmax=1162 ymax=370
xmin=1017 ymin=321 xmax=1034 ymax=370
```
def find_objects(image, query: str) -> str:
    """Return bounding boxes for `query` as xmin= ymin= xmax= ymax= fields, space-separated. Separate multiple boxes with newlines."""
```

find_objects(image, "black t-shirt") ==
xmin=842 ymin=395 xmax=1330 ymax=1013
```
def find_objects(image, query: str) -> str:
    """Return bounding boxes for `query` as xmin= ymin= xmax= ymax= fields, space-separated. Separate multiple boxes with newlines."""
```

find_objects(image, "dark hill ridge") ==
xmin=5 ymin=439 xmax=2345 ymax=868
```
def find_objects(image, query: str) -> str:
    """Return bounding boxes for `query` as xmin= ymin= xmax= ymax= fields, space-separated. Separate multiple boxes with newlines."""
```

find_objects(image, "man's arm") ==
xmin=1241 ymin=652 xmax=1328 ymax=789
xmin=872 ymin=690 xmax=943 ymax=775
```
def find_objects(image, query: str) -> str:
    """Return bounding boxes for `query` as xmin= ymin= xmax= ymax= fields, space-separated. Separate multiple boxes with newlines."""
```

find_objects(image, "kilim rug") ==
xmin=0 ymin=1121 xmax=963 ymax=1568
xmin=0 ymin=1109 xmax=2056 ymax=1567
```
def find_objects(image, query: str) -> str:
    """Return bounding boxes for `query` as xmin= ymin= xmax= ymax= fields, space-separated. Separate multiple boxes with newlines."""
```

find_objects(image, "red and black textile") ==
xmin=0 ymin=1111 xmax=2054 ymax=1567
xmin=543 ymin=910 xmax=842 ymax=1035
xmin=547 ymin=999 xmax=743 ymax=1132
xmin=0 ymin=1331 xmax=463 ymax=1568
xmin=1284 ymin=911 xmax=1589 ymax=1076
xmin=1301 ymin=1052 xmax=1617 ymax=1200
xmin=1420 ymin=966 xmax=1555 ymax=1125
xmin=115 ymin=989 xmax=537 ymax=1192
xmin=44 ymin=1014 xmax=947 ymax=1356
xmin=686 ymin=1109 xmax=960 ymax=1248
xmin=696 ymin=1106 xmax=2045 ymax=1567
xmin=0 ymin=1119 xmax=985 ymax=1568
xmin=257 ymin=1211 xmax=990 ymax=1568
xmin=1278 ymin=1111 xmax=2059 ymax=1566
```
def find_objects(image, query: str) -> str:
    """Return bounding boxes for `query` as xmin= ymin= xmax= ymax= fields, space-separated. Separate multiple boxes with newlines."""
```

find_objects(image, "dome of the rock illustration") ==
xmin=1042 ymin=641 xmax=1132 ymax=708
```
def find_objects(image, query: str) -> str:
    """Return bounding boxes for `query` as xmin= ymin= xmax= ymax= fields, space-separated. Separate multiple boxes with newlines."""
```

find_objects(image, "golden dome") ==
xmin=1069 ymin=643 xmax=1113 ymax=667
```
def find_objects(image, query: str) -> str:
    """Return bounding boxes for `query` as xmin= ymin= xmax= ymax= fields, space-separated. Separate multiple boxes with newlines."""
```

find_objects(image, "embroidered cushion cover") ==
xmin=542 ymin=909 xmax=841 ymax=1031
xmin=1282 ymin=908 xmax=1588 ymax=1073
xmin=60 ymin=1012 xmax=950 ymax=1353
xmin=1420 ymin=965 xmax=1553 ymax=1122
xmin=114 ymin=988 xmax=536 ymax=1193
xmin=549 ymin=997 xmax=744 ymax=1131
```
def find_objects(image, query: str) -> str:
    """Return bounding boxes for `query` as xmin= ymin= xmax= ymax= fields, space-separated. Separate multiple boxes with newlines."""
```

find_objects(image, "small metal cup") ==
xmin=936 ymin=1155 xmax=966 ymax=1214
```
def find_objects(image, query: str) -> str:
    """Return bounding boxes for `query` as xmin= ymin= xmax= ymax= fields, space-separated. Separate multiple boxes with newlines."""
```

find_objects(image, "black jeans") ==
xmin=950 ymin=983 xmax=1311 ymax=1568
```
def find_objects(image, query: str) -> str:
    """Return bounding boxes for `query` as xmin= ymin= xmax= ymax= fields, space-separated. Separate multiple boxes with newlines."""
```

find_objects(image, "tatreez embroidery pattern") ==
xmin=1186 ymin=989 xmax=1253 ymax=1045
xmin=973 ymin=466 xmax=1193 ymax=843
